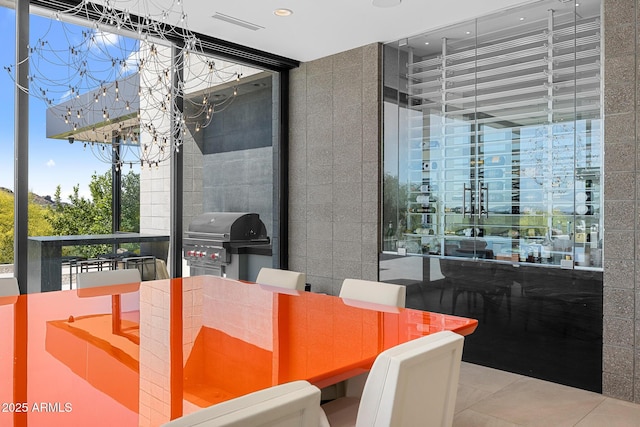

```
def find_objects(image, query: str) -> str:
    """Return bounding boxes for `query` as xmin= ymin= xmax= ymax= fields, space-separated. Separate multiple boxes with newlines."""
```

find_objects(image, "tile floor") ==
xmin=455 ymin=362 xmax=640 ymax=427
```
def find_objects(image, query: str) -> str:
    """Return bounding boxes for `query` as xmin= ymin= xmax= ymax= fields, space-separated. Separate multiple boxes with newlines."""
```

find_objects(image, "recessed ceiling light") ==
xmin=465 ymin=31 xmax=471 ymax=35
xmin=372 ymin=0 xmax=402 ymax=7
xmin=274 ymin=8 xmax=293 ymax=17
xmin=425 ymin=42 xmax=430 ymax=45
xmin=519 ymin=17 xmax=525 ymax=21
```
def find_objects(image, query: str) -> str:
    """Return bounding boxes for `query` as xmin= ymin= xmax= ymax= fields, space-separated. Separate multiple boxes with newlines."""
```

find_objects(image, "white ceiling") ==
xmin=182 ymin=0 xmax=537 ymax=63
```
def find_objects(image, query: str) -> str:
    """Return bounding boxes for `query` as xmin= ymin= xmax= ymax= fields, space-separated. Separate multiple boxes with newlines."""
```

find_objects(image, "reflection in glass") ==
xmin=382 ymin=0 xmax=602 ymax=269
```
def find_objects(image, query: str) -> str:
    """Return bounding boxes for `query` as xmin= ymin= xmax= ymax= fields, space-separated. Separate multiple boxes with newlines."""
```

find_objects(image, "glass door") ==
xmin=438 ymin=22 xmax=486 ymax=260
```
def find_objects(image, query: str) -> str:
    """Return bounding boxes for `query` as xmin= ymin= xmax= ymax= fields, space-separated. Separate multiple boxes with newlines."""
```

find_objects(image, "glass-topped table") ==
xmin=0 ymin=275 xmax=477 ymax=426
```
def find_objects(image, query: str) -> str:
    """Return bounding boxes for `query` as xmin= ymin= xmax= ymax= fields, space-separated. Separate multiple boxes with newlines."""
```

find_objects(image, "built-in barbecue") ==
xmin=183 ymin=212 xmax=271 ymax=279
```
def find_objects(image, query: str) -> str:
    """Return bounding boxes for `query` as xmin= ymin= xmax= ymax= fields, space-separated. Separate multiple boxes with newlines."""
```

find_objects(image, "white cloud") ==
xmin=59 ymin=89 xmax=73 ymax=102
xmin=88 ymin=29 xmax=120 ymax=49
xmin=96 ymin=30 xmax=119 ymax=46
xmin=46 ymin=159 xmax=55 ymax=167
xmin=122 ymin=49 xmax=141 ymax=75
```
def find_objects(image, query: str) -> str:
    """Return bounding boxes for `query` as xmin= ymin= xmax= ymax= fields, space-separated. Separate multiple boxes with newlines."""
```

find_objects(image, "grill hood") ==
xmin=186 ymin=212 xmax=269 ymax=243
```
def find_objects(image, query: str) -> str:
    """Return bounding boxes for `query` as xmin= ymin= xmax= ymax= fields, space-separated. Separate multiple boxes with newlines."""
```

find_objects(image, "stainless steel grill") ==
xmin=183 ymin=212 xmax=270 ymax=278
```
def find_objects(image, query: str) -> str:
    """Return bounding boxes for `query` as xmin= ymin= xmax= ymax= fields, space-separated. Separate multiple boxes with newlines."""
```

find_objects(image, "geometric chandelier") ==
xmin=4 ymin=0 xmax=242 ymax=169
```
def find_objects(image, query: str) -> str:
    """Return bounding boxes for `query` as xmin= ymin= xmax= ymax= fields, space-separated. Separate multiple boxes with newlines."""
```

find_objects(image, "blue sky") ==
xmin=0 ymin=7 xmax=138 ymax=201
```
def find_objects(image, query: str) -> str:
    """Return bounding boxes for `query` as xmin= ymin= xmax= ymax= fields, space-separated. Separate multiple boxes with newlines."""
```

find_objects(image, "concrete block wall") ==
xmin=181 ymin=131 xmax=204 ymax=235
xmin=140 ymin=161 xmax=170 ymax=236
xmin=202 ymin=147 xmax=273 ymax=236
xmin=288 ymin=43 xmax=381 ymax=295
xmin=602 ymin=0 xmax=640 ymax=402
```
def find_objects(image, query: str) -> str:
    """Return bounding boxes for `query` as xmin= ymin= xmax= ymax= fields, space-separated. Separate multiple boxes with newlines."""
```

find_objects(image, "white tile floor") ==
xmin=455 ymin=363 xmax=640 ymax=427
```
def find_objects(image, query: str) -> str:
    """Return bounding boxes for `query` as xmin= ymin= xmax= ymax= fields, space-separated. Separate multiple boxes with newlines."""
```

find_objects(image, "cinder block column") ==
xmin=288 ymin=44 xmax=382 ymax=294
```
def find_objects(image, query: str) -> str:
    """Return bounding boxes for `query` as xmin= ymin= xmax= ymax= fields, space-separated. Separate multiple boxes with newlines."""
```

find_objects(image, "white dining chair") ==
xmin=161 ymin=380 xmax=321 ymax=427
xmin=76 ymin=268 xmax=141 ymax=297
xmin=155 ymin=258 xmax=170 ymax=279
xmin=320 ymin=330 xmax=464 ymax=427
xmin=0 ymin=277 xmax=20 ymax=306
xmin=122 ymin=255 xmax=157 ymax=281
xmin=338 ymin=278 xmax=406 ymax=308
xmin=255 ymin=267 xmax=306 ymax=291
xmin=0 ymin=277 xmax=20 ymax=297
xmin=321 ymin=279 xmax=407 ymax=401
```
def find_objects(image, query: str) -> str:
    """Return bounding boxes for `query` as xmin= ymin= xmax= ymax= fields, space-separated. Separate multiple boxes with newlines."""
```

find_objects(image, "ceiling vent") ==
xmin=372 ymin=0 xmax=402 ymax=7
xmin=211 ymin=13 xmax=264 ymax=31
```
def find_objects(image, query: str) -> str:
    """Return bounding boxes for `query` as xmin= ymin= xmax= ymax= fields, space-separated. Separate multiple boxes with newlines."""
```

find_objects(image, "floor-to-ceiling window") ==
xmin=176 ymin=53 xmax=278 ymax=280
xmin=1 ymin=6 xmax=133 ymax=287
xmin=0 ymin=6 xmax=16 ymax=276
xmin=382 ymin=0 xmax=603 ymax=392
xmin=2 ymin=1 xmax=294 ymax=291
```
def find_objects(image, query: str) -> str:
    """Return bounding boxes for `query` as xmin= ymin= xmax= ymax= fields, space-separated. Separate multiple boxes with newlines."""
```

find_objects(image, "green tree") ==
xmin=0 ymin=191 xmax=54 ymax=264
xmin=383 ymin=173 xmax=409 ymax=237
xmin=48 ymin=170 xmax=140 ymax=258
xmin=121 ymin=171 xmax=140 ymax=232
xmin=0 ymin=170 xmax=139 ymax=263
xmin=0 ymin=191 xmax=14 ymax=264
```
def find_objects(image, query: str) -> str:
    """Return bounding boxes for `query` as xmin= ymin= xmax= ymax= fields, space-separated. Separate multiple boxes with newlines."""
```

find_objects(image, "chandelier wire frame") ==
xmin=5 ymin=0 xmax=242 ymax=169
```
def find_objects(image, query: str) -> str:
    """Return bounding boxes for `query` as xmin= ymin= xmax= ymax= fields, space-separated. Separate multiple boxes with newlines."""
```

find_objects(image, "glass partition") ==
xmin=179 ymin=53 xmax=276 ymax=280
xmin=2 ymin=1 xmax=288 ymax=291
xmin=382 ymin=0 xmax=603 ymax=393
xmin=383 ymin=0 xmax=602 ymax=270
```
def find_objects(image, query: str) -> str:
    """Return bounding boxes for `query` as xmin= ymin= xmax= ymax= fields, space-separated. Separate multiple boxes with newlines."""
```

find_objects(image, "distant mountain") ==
xmin=0 ymin=187 xmax=56 ymax=207
xmin=32 ymin=193 xmax=55 ymax=207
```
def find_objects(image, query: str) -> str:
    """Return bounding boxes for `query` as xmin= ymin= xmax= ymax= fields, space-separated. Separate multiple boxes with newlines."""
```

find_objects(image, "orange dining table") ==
xmin=0 ymin=275 xmax=477 ymax=426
